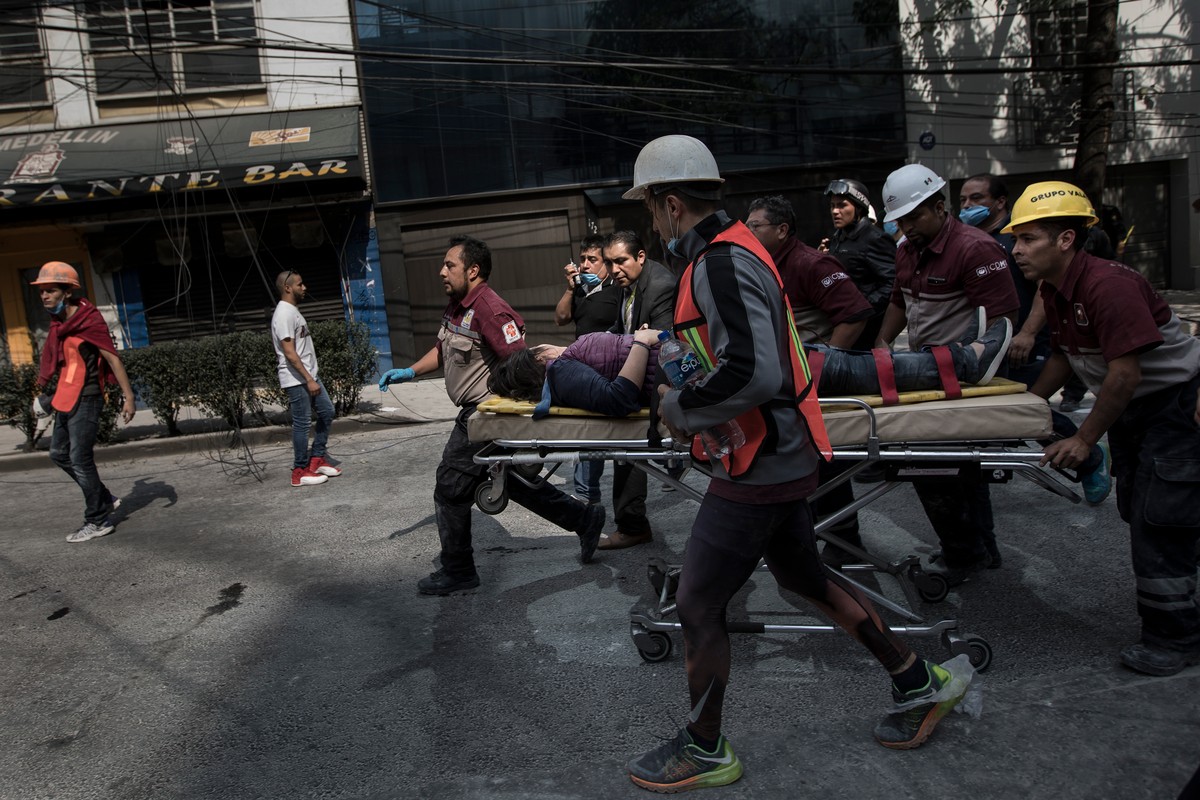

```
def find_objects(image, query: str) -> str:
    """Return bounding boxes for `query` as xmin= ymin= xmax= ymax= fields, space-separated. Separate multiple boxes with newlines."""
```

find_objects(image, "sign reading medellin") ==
xmin=0 ymin=108 xmax=360 ymax=209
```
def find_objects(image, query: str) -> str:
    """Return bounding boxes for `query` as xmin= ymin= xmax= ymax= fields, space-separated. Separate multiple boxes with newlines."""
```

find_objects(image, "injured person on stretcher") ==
xmin=487 ymin=316 xmax=1014 ymax=415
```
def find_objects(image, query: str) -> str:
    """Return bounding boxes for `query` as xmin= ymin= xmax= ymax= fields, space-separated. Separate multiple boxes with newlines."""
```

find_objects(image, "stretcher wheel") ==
xmin=513 ymin=461 xmax=542 ymax=480
xmin=911 ymin=567 xmax=950 ymax=603
xmin=636 ymin=631 xmax=674 ymax=663
xmin=962 ymin=635 xmax=993 ymax=672
xmin=475 ymin=480 xmax=508 ymax=515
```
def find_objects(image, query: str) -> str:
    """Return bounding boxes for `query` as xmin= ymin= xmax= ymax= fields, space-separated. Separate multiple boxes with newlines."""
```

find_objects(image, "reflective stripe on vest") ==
xmin=673 ymin=221 xmax=832 ymax=477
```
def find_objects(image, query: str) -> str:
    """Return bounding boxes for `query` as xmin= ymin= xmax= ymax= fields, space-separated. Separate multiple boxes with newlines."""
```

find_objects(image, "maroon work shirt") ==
xmin=437 ymin=282 xmax=526 ymax=407
xmin=1041 ymin=250 xmax=1200 ymax=399
xmin=890 ymin=216 xmax=1018 ymax=349
xmin=772 ymin=236 xmax=872 ymax=345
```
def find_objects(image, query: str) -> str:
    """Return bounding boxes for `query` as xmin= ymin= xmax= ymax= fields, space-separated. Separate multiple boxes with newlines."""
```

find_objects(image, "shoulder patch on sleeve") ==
xmin=502 ymin=320 xmax=523 ymax=344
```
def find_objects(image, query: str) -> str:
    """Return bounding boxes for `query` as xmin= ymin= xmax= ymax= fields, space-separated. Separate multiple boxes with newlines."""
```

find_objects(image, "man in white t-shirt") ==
xmin=271 ymin=270 xmax=342 ymax=487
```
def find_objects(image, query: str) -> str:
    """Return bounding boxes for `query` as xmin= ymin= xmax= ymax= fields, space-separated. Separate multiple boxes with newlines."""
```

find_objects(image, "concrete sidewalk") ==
xmin=0 ymin=377 xmax=460 ymax=473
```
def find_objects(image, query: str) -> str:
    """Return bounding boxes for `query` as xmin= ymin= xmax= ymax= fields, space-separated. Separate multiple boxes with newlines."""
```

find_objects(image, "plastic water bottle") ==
xmin=657 ymin=332 xmax=746 ymax=460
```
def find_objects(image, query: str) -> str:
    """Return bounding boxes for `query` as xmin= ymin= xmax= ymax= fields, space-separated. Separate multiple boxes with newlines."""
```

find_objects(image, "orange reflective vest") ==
xmin=51 ymin=336 xmax=90 ymax=413
xmin=673 ymin=221 xmax=832 ymax=477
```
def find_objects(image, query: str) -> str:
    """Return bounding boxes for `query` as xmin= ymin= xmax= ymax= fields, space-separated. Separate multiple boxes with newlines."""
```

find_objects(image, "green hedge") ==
xmin=3 ymin=321 xmax=378 ymax=444
xmin=0 ymin=360 xmax=43 ymax=450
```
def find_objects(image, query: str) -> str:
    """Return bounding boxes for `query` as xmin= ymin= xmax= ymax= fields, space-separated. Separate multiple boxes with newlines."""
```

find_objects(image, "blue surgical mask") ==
xmin=883 ymin=220 xmax=899 ymax=236
xmin=666 ymin=238 xmax=684 ymax=258
xmin=50 ymin=299 xmax=66 ymax=315
xmin=578 ymin=272 xmax=601 ymax=288
xmin=959 ymin=205 xmax=991 ymax=227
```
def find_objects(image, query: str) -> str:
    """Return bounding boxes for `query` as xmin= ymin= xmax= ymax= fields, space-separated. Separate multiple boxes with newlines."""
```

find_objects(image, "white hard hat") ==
xmin=623 ymin=135 xmax=724 ymax=200
xmin=881 ymin=163 xmax=947 ymax=222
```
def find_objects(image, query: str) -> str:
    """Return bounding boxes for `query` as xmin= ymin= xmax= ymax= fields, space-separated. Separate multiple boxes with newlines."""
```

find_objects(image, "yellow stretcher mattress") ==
xmin=468 ymin=379 xmax=1053 ymax=446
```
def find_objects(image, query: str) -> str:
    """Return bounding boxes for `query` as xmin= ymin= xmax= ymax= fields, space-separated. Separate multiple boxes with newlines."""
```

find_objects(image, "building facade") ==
xmin=355 ymin=0 xmax=907 ymax=361
xmin=897 ymin=0 xmax=1198 ymax=289
xmin=0 ymin=1 xmax=390 ymax=371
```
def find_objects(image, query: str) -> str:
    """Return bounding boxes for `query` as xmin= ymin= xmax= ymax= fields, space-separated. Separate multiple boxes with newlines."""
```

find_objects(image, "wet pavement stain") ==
xmin=202 ymin=583 xmax=245 ymax=618
xmin=9 ymin=586 xmax=44 ymax=600
xmin=47 ymin=608 xmax=70 ymax=620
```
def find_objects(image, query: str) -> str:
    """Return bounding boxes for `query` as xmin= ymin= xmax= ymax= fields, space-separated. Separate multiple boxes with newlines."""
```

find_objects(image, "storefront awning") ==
xmin=0 ymin=106 xmax=361 ymax=209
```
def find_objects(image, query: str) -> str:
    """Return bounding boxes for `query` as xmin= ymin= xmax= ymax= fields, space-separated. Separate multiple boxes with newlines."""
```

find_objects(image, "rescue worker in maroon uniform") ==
xmin=877 ymin=164 xmax=1020 ymax=584
xmin=378 ymin=235 xmax=605 ymax=595
xmin=620 ymin=136 xmax=970 ymax=794
xmin=1009 ymin=182 xmax=1200 ymax=677
xmin=32 ymin=261 xmax=137 ymax=543
xmin=746 ymin=194 xmax=875 ymax=566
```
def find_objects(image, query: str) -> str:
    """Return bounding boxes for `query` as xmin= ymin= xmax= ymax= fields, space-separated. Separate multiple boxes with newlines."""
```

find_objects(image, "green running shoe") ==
xmin=627 ymin=728 xmax=743 ymax=793
xmin=874 ymin=662 xmax=965 ymax=749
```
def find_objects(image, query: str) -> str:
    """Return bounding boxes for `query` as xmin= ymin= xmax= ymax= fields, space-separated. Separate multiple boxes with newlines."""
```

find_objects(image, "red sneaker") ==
xmin=309 ymin=456 xmax=342 ymax=477
xmin=291 ymin=467 xmax=328 ymax=487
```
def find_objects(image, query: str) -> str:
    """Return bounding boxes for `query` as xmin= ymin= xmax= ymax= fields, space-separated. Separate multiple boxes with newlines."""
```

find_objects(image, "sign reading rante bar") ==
xmin=0 ymin=107 xmax=360 ymax=209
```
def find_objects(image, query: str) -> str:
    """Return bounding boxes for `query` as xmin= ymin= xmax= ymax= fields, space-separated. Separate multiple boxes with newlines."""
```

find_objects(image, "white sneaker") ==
xmin=291 ymin=467 xmax=328 ymax=487
xmin=67 ymin=519 xmax=116 ymax=543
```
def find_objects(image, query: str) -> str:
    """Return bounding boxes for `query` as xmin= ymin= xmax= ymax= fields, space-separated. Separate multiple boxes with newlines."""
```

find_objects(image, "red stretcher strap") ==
xmin=805 ymin=348 xmax=824 ymax=394
xmin=930 ymin=345 xmax=963 ymax=400
xmin=871 ymin=348 xmax=900 ymax=406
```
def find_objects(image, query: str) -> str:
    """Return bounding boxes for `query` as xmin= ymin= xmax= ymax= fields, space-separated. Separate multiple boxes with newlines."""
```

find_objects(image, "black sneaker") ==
xmin=627 ymin=728 xmax=743 ymax=793
xmin=964 ymin=318 xmax=1013 ymax=385
xmin=874 ymin=661 xmax=965 ymax=749
xmin=417 ymin=569 xmax=480 ymax=596
xmin=1119 ymin=642 xmax=1200 ymax=677
xmin=577 ymin=504 xmax=605 ymax=565
xmin=927 ymin=553 xmax=992 ymax=587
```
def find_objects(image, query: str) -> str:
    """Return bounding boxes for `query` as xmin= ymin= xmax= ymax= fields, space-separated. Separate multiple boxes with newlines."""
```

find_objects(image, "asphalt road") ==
xmin=2 ymin=421 xmax=1198 ymax=799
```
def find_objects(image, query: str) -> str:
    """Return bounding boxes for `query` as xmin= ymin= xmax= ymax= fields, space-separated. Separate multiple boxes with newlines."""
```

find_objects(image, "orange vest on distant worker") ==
xmin=52 ymin=336 xmax=89 ymax=413
xmin=672 ymin=221 xmax=831 ymax=477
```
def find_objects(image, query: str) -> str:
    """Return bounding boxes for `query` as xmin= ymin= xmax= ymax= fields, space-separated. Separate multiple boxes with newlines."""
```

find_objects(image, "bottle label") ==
xmin=663 ymin=352 xmax=703 ymax=388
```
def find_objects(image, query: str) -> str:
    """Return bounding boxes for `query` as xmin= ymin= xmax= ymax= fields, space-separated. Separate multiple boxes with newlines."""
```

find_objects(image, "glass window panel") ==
xmin=93 ymin=52 xmax=173 ymax=95
xmin=87 ymin=15 xmax=133 ymax=51
xmin=180 ymin=49 xmax=261 ymax=89
xmin=0 ymin=23 xmax=41 ymax=57
xmin=360 ymin=0 xmax=905 ymax=203
xmin=216 ymin=8 xmax=257 ymax=39
xmin=0 ymin=63 xmax=48 ymax=105
xmin=174 ymin=9 xmax=215 ymax=41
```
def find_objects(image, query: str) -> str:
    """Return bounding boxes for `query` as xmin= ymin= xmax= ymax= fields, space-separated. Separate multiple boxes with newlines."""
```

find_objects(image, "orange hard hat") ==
xmin=30 ymin=261 xmax=81 ymax=288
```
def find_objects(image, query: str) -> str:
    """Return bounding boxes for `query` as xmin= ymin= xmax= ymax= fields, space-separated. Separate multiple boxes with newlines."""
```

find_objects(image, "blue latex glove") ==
xmin=378 ymin=367 xmax=415 ymax=391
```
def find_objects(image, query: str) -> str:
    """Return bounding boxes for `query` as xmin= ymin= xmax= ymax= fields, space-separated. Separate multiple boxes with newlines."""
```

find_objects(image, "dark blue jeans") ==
xmin=49 ymin=394 xmax=114 ymax=525
xmin=573 ymin=459 xmax=604 ymax=502
xmin=810 ymin=343 xmax=969 ymax=396
xmin=285 ymin=381 xmax=334 ymax=469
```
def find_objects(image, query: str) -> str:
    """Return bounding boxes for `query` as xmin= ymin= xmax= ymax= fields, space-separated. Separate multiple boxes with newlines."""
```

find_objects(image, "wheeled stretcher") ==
xmin=467 ymin=380 xmax=1080 ymax=671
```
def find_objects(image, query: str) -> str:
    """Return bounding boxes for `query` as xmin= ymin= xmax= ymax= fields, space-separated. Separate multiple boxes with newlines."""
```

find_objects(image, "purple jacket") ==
xmin=547 ymin=333 xmax=660 ymax=415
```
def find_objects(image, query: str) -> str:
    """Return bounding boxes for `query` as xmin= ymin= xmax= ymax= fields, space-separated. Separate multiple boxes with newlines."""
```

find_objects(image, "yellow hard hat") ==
xmin=1001 ymin=181 xmax=1099 ymax=233
xmin=30 ymin=261 xmax=81 ymax=288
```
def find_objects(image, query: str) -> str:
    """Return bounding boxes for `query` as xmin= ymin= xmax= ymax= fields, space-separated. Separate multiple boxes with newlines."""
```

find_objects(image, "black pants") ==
xmin=434 ymin=406 xmax=589 ymax=578
xmin=913 ymin=477 xmax=995 ymax=569
xmin=1107 ymin=375 xmax=1200 ymax=651
xmin=677 ymin=492 xmax=913 ymax=741
xmin=611 ymin=461 xmax=651 ymax=535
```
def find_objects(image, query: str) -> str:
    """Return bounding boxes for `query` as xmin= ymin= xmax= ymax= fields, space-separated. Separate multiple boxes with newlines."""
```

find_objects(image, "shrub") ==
xmin=190 ymin=331 xmax=276 ymax=430
xmin=310 ymin=320 xmax=379 ymax=415
xmin=0 ymin=361 xmax=43 ymax=450
xmin=122 ymin=341 xmax=192 ymax=436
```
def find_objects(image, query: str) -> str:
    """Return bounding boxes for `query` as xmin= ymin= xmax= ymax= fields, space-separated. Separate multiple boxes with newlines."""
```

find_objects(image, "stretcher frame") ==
xmin=468 ymin=392 xmax=1082 ymax=672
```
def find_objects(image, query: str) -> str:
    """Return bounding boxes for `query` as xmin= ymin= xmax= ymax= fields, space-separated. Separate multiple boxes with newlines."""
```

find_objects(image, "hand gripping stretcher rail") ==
xmin=466 ymin=379 xmax=1081 ymax=672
